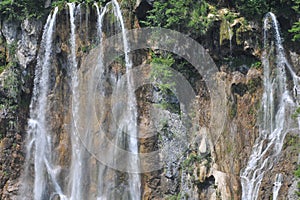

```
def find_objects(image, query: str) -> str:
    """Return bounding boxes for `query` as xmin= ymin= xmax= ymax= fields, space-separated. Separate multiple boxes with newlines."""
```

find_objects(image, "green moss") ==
xmin=218 ymin=9 xmax=251 ymax=46
xmin=166 ymin=193 xmax=182 ymax=200
xmin=182 ymin=153 xmax=202 ymax=168
xmin=295 ymin=165 xmax=300 ymax=197
xmin=229 ymin=103 xmax=237 ymax=119
xmin=247 ymin=78 xmax=261 ymax=94
xmin=218 ymin=9 xmax=235 ymax=46
xmin=0 ymin=65 xmax=6 ymax=74
xmin=284 ymin=134 xmax=300 ymax=152
xmin=292 ymin=107 xmax=300 ymax=119
xmin=8 ymin=42 xmax=17 ymax=59
xmin=250 ymin=61 xmax=262 ymax=70
xmin=219 ymin=18 xmax=233 ymax=46
xmin=226 ymin=142 xmax=233 ymax=153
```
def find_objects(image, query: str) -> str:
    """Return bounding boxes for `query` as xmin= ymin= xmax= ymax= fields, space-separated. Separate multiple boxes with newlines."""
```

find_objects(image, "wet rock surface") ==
xmin=0 ymin=1 xmax=299 ymax=199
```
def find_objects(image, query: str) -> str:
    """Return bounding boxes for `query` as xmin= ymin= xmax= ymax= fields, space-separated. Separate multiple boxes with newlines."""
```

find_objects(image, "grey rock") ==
xmin=17 ymin=19 xmax=43 ymax=68
xmin=2 ymin=21 xmax=19 ymax=44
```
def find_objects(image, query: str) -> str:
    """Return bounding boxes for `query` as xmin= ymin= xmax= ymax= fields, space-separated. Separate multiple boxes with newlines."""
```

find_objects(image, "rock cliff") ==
xmin=0 ymin=0 xmax=299 ymax=199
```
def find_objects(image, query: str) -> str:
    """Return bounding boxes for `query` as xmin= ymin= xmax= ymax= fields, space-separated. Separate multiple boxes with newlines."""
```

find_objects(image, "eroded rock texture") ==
xmin=0 ymin=1 xmax=299 ymax=199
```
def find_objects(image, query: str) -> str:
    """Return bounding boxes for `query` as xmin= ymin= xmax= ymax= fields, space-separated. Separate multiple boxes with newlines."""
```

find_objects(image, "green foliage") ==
xmin=0 ymin=0 xmax=46 ymax=21
xmin=3 ymin=63 xmax=20 ymax=100
xmin=150 ymin=52 xmax=175 ymax=94
xmin=182 ymin=153 xmax=202 ymax=169
xmin=166 ymin=193 xmax=182 ymax=200
xmin=292 ymin=107 xmax=300 ymax=119
xmin=289 ymin=0 xmax=300 ymax=41
xmin=283 ymin=134 xmax=299 ymax=151
xmin=219 ymin=17 xmax=233 ymax=45
xmin=143 ymin=0 xmax=214 ymax=36
xmin=247 ymin=78 xmax=261 ymax=94
xmin=0 ymin=65 xmax=6 ymax=74
xmin=8 ymin=42 xmax=17 ymax=60
xmin=150 ymin=52 xmax=181 ymax=113
xmin=289 ymin=21 xmax=300 ymax=41
xmin=295 ymin=165 xmax=300 ymax=196
xmin=51 ymin=0 xmax=66 ymax=10
xmin=296 ymin=166 xmax=300 ymax=178
xmin=234 ymin=0 xmax=293 ymax=20
xmin=235 ymin=0 xmax=268 ymax=19
xmin=251 ymin=61 xmax=262 ymax=69
xmin=0 ymin=63 xmax=20 ymax=122
xmin=52 ymin=0 xmax=106 ymax=9
xmin=229 ymin=103 xmax=237 ymax=119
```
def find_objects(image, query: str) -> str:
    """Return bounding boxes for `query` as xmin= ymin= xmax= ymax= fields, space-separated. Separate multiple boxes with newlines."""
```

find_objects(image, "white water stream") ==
xmin=240 ymin=12 xmax=300 ymax=200
xmin=20 ymin=7 xmax=67 ymax=200
xmin=21 ymin=1 xmax=141 ymax=199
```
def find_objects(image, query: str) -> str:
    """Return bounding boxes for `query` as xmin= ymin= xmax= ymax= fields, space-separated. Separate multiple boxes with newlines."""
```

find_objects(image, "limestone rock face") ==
xmin=0 ymin=1 xmax=299 ymax=200
xmin=17 ymin=19 xmax=43 ymax=69
xmin=0 ymin=18 xmax=42 ymax=200
xmin=2 ymin=21 xmax=19 ymax=45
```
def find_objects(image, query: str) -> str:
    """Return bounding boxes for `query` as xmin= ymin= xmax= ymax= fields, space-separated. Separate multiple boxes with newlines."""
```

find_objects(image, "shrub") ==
xmin=143 ymin=0 xmax=214 ymax=36
xmin=235 ymin=0 xmax=268 ymax=19
xmin=288 ymin=0 xmax=300 ymax=41
xmin=0 ymin=0 xmax=46 ymax=21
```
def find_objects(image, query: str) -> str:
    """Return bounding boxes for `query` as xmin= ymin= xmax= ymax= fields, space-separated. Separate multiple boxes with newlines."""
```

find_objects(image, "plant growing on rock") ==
xmin=0 ymin=0 xmax=46 ymax=21
xmin=295 ymin=165 xmax=300 ymax=196
xmin=289 ymin=0 xmax=300 ymax=41
xmin=143 ymin=0 xmax=214 ymax=36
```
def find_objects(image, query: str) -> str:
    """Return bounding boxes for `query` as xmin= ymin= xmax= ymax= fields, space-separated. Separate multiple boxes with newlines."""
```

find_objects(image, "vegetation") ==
xmin=0 ymin=0 xmax=46 ymax=21
xmin=150 ymin=52 xmax=181 ymax=112
xmin=0 ymin=0 xmax=112 ymax=20
xmin=234 ymin=0 xmax=268 ymax=19
xmin=0 ymin=40 xmax=20 ymax=114
xmin=0 ymin=66 xmax=6 ymax=74
xmin=289 ymin=0 xmax=300 ymax=41
xmin=0 ymin=63 xmax=21 ymax=135
xmin=295 ymin=165 xmax=300 ymax=197
xmin=150 ymin=52 xmax=175 ymax=94
xmin=251 ymin=61 xmax=262 ymax=70
xmin=166 ymin=193 xmax=182 ymax=200
xmin=143 ymin=0 xmax=214 ymax=36
xmin=52 ymin=0 xmax=107 ymax=10
xmin=292 ymin=107 xmax=300 ymax=119
xmin=3 ymin=63 xmax=20 ymax=101
xmin=182 ymin=153 xmax=202 ymax=169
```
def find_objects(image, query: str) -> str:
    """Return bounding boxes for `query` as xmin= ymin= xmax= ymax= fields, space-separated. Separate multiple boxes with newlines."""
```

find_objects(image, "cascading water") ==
xmin=20 ymin=1 xmax=141 ymax=199
xmin=272 ymin=173 xmax=283 ymax=200
xmin=240 ymin=12 xmax=300 ymax=200
xmin=111 ymin=0 xmax=141 ymax=199
xmin=94 ymin=3 xmax=107 ymax=43
xmin=19 ymin=7 xmax=66 ymax=200
xmin=67 ymin=3 xmax=85 ymax=200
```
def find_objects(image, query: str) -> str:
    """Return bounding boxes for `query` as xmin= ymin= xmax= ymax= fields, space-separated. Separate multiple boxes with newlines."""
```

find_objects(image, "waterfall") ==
xmin=67 ymin=3 xmax=85 ymax=200
xmin=272 ymin=173 xmax=283 ymax=200
xmin=94 ymin=3 xmax=107 ymax=43
xmin=240 ymin=12 xmax=300 ymax=200
xmin=76 ymin=4 xmax=82 ymax=31
xmin=19 ymin=1 xmax=142 ymax=199
xmin=111 ymin=0 xmax=141 ymax=199
xmin=20 ymin=7 xmax=67 ymax=200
